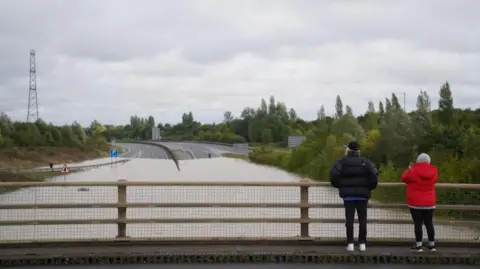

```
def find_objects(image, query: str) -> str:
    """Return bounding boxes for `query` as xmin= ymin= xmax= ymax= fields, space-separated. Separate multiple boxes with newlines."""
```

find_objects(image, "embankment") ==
xmin=0 ymin=146 xmax=121 ymax=169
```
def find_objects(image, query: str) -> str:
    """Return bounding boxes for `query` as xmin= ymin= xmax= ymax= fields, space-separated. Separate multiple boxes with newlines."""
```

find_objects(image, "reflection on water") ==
xmin=0 ymin=158 xmax=478 ymax=241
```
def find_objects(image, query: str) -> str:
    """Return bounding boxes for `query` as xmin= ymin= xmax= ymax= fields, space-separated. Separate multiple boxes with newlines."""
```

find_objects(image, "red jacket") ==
xmin=401 ymin=163 xmax=438 ymax=207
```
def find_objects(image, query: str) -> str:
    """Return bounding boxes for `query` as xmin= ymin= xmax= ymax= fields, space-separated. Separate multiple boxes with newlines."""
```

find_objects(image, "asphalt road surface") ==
xmin=117 ymin=142 xmax=169 ymax=159
xmin=10 ymin=265 xmax=477 ymax=269
xmin=116 ymin=142 xmax=243 ymax=160
xmin=159 ymin=142 xmax=245 ymax=159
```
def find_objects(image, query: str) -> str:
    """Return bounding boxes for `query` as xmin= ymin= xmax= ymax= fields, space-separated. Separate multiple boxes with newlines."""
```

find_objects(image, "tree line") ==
xmin=245 ymin=82 xmax=479 ymax=219
xmin=1 ymin=81 xmax=479 ymax=216
xmin=3 ymin=81 xmax=479 ymax=192
xmin=0 ymin=115 xmax=109 ymax=151
xmin=100 ymin=81 xmax=478 ymax=218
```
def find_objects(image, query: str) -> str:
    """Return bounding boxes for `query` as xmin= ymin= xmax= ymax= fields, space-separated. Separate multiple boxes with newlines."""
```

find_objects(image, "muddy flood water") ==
xmin=0 ymin=158 xmax=478 ymax=242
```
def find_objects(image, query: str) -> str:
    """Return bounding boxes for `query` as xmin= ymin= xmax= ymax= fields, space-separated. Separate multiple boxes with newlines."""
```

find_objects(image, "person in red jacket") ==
xmin=401 ymin=153 xmax=438 ymax=252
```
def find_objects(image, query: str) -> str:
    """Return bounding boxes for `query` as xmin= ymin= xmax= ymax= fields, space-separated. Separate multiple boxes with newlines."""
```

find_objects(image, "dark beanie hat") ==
xmin=346 ymin=141 xmax=360 ymax=151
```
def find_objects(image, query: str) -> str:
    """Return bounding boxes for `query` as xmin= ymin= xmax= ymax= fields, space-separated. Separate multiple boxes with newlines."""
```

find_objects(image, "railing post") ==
xmin=300 ymin=185 xmax=309 ymax=237
xmin=116 ymin=179 xmax=127 ymax=238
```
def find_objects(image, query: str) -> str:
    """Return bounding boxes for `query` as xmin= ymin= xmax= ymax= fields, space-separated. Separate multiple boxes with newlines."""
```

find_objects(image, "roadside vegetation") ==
xmin=221 ymin=153 xmax=250 ymax=161
xmin=244 ymin=82 xmax=479 ymax=220
xmin=0 ymin=115 xmax=113 ymax=169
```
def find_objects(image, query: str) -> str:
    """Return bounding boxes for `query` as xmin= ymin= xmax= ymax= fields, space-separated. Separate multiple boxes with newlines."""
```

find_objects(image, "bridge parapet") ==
xmin=0 ymin=181 xmax=478 ymax=245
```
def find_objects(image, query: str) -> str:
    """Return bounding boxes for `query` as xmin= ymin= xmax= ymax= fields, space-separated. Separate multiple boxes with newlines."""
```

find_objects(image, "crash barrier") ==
xmin=127 ymin=141 xmax=179 ymax=170
xmin=0 ymin=159 xmax=130 ymax=173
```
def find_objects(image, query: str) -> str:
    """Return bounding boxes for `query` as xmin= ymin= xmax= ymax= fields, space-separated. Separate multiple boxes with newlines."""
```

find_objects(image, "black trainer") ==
xmin=411 ymin=245 xmax=423 ymax=252
xmin=427 ymin=245 xmax=436 ymax=252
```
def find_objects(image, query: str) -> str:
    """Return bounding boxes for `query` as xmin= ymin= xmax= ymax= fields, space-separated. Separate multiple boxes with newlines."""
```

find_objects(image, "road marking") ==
xmin=184 ymin=147 xmax=196 ymax=159
xmin=120 ymin=147 xmax=130 ymax=156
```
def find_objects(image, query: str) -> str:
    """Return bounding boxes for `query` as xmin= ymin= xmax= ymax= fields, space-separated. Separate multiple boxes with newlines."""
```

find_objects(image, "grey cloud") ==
xmin=0 ymin=0 xmax=479 ymax=125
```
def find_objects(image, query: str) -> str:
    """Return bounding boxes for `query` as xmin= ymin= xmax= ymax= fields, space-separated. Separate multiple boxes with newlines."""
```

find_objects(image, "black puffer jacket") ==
xmin=330 ymin=151 xmax=379 ymax=199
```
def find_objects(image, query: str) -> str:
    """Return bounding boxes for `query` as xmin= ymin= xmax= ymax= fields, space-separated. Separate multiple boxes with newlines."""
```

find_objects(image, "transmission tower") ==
xmin=27 ymin=49 xmax=39 ymax=122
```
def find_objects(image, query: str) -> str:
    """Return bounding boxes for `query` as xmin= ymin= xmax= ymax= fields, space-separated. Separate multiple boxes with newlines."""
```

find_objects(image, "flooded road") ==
xmin=158 ymin=142 xmax=245 ymax=159
xmin=118 ymin=143 xmax=170 ymax=159
xmin=0 ymin=146 xmax=479 ymax=242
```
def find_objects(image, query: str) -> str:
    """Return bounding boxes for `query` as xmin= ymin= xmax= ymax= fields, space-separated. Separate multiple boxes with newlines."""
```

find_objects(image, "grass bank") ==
xmin=221 ymin=153 xmax=250 ymax=161
xmin=0 ymin=146 xmax=111 ymax=169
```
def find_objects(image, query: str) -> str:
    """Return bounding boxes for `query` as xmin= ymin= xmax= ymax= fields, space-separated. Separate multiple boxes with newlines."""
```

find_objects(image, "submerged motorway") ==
xmin=118 ymin=142 xmax=170 ymax=159
xmin=118 ymin=141 xmax=245 ymax=160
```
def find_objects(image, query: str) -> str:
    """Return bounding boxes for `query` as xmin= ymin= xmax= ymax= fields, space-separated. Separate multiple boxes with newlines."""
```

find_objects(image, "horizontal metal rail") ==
xmin=0 ymin=202 xmax=478 ymax=211
xmin=0 ymin=218 xmax=477 ymax=226
xmin=0 ymin=181 xmax=479 ymax=188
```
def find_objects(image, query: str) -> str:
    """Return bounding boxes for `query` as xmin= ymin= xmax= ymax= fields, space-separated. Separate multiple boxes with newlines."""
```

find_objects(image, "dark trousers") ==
xmin=344 ymin=200 xmax=368 ymax=244
xmin=409 ymin=208 xmax=435 ymax=242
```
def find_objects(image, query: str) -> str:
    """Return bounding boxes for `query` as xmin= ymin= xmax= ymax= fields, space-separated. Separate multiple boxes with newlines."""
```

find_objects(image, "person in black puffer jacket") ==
xmin=330 ymin=141 xmax=379 ymax=252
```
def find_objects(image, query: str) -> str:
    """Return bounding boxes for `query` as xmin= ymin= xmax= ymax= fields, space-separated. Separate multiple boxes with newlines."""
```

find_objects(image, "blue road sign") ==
xmin=110 ymin=148 xmax=118 ymax=158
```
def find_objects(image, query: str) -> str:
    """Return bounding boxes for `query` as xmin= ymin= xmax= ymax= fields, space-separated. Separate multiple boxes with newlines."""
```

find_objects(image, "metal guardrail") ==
xmin=179 ymin=141 xmax=290 ymax=153
xmin=169 ymin=140 xmax=253 ymax=149
xmin=0 ymin=181 xmax=479 ymax=245
xmin=0 ymin=159 xmax=130 ymax=173
xmin=130 ymin=141 xmax=180 ymax=170
xmin=156 ymin=140 xmax=235 ymax=147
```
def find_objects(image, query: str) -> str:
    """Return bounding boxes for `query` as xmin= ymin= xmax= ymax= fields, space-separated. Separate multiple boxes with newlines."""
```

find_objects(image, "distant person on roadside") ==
xmin=401 ymin=153 xmax=438 ymax=252
xmin=330 ymin=141 xmax=379 ymax=252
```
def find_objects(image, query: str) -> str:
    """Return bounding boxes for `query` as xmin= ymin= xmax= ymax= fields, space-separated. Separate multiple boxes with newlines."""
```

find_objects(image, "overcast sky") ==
xmin=1 ymin=0 xmax=479 ymax=126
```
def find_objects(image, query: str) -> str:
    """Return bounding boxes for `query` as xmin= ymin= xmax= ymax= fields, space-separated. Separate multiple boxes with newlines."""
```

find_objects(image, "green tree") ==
xmin=438 ymin=81 xmax=454 ymax=126
xmin=317 ymin=105 xmax=326 ymax=120
xmin=335 ymin=95 xmax=344 ymax=118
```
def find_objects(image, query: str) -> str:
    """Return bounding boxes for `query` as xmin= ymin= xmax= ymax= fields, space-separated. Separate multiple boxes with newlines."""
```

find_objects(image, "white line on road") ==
xmin=120 ymin=147 xmax=131 ymax=156
xmin=183 ymin=147 xmax=196 ymax=159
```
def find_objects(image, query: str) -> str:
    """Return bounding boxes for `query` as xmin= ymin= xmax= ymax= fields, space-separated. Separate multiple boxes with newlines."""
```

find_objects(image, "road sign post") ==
xmin=110 ymin=148 xmax=118 ymax=164
xmin=151 ymin=127 xmax=161 ymax=141
xmin=287 ymin=136 xmax=306 ymax=149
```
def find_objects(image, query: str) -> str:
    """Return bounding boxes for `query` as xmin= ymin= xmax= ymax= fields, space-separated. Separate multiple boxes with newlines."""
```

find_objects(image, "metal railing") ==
xmin=166 ymin=140 xmax=254 ymax=150
xmin=0 ymin=181 xmax=479 ymax=245
xmin=0 ymin=159 xmax=130 ymax=173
